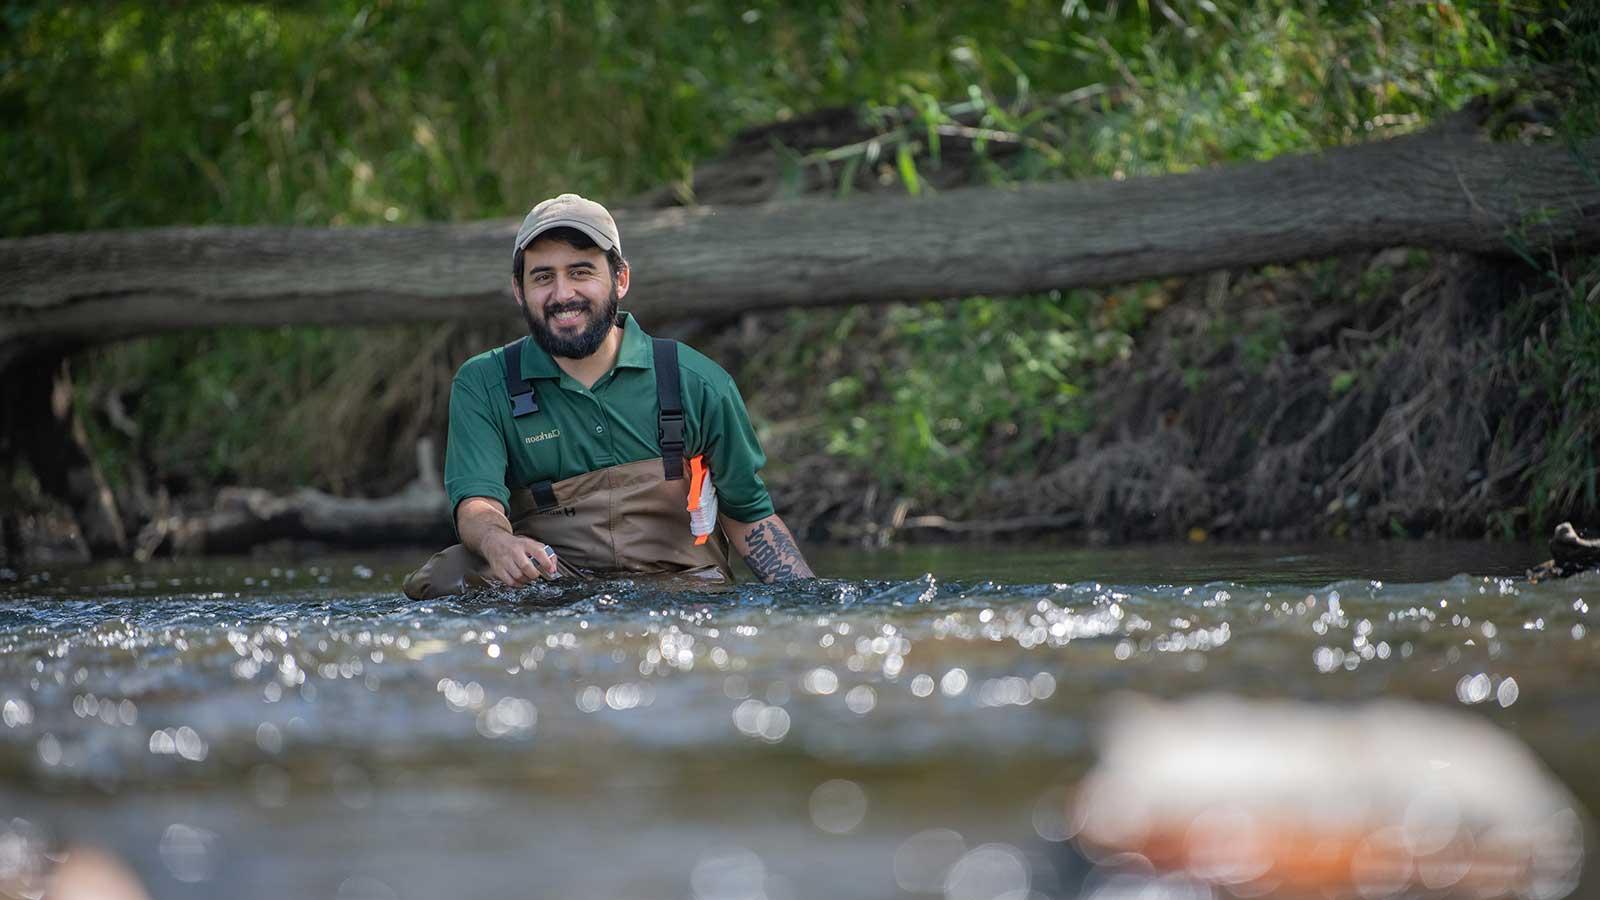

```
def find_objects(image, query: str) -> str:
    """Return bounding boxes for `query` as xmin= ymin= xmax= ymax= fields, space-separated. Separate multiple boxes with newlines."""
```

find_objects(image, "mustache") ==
xmin=543 ymin=300 xmax=593 ymax=318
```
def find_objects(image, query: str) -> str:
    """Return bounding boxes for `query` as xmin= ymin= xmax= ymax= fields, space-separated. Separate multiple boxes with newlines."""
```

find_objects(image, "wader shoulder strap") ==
xmin=502 ymin=338 xmax=540 ymax=417
xmin=503 ymin=338 xmax=558 ymax=510
xmin=653 ymin=338 xmax=684 ymax=481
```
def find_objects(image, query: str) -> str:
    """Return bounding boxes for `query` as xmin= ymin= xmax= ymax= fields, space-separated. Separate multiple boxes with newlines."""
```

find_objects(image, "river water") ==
xmin=0 ymin=540 xmax=1594 ymax=899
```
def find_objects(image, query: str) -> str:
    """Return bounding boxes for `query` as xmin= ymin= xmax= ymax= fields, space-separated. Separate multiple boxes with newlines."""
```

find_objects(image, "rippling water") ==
xmin=0 ymin=541 xmax=1594 ymax=899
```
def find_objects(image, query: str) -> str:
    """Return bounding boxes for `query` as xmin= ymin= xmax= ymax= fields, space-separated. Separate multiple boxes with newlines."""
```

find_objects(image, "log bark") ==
xmin=3 ymin=130 xmax=1597 ymax=369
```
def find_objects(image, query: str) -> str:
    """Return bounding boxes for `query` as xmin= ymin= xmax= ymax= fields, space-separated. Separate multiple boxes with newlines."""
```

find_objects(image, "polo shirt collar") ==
xmin=615 ymin=312 xmax=654 ymax=370
xmin=519 ymin=311 xmax=652 ymax=380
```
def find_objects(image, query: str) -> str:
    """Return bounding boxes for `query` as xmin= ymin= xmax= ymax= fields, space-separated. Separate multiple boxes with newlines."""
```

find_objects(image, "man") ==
xmin=403 ymin=193 xmax=814 ymax=599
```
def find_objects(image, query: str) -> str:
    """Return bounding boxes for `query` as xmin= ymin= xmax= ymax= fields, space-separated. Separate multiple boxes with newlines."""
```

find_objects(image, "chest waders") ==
xmin=402 ymin=337 xmax=734 ymax=600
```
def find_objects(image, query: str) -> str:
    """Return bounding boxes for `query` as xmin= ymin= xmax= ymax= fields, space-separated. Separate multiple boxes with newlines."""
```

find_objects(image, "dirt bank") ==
xmin=713 ymin=248 xmax=1590 ymax=546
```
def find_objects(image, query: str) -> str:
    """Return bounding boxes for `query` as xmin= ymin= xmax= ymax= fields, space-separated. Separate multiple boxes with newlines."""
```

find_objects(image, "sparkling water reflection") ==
xmin=0 ymin=542 xmax=1593 ymax=899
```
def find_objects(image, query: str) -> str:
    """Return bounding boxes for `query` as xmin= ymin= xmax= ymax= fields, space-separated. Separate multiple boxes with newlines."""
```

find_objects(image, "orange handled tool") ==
xmin=686 ymin=455 xmax=714 ymax=545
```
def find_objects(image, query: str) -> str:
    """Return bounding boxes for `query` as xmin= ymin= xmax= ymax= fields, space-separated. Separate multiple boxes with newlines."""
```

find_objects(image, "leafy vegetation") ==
xmin=4 ymin=0 xmax=1595 ymax=537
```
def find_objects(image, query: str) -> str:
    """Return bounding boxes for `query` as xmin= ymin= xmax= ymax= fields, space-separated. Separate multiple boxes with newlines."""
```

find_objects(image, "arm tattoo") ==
xmin=740 ymin=521 xmax=814 ymax=583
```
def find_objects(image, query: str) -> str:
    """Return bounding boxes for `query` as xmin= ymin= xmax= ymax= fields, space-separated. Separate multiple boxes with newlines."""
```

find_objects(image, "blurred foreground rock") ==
xmin=1067 ymin=694 xmax=1587 ymax=898
xmin=48 ymin=847 xmax=151 ymax=900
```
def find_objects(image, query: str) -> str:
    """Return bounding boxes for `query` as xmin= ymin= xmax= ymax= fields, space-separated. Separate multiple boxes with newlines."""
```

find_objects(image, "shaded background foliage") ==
xmin=3 ymin=0 xmax=1595 ymax=543
xmin=4 ymin=0 xmax=1546 ymax=233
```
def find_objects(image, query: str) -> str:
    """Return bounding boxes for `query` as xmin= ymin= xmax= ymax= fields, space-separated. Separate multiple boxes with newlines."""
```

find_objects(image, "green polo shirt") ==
xmin=444 ymin=312 xmax=776 ymax=524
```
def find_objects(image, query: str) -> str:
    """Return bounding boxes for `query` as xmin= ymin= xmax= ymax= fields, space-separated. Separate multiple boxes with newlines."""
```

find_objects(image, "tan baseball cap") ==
xmin=513 ymin=193 xmax=620 ymax=263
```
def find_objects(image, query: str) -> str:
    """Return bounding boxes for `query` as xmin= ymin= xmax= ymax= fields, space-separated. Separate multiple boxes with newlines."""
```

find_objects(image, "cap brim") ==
xmin=516 ymin=217 xmax=617 ymax=253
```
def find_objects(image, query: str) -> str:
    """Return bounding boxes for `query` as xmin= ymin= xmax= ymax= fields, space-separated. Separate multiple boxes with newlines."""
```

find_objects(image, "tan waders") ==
xmin=402 ymin=457 xmax=733 ymax=599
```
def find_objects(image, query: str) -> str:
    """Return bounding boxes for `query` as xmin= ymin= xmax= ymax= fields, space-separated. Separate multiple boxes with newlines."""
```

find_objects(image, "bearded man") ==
xmin=403 ymin=193 xmax=814 ymax=598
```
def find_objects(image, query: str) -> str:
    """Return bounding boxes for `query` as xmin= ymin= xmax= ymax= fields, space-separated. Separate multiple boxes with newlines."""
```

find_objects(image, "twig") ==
xmin=899 ymin=512 xmax=1082 ymax=535
xmin=934 ymin=124 xmax=1023 ymax=144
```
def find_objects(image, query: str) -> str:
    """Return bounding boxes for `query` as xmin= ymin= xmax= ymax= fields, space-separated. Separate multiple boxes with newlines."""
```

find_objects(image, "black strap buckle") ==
xmin=510 ymin=390 xmax=539 ymax=417
xmin=503 ymin=337 xmax=541 ymax=418
xmin=659 ymin=413 xmax=686 ymax=450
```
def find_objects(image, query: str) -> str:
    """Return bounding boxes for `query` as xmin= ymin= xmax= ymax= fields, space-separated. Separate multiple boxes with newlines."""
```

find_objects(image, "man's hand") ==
xmin=457 ymin=497 xmax=558 ymax=586
xmin=721 ymin=514 xmax=815 ymax=583
xmin=479 ymin=530 xmax=559 ymax=586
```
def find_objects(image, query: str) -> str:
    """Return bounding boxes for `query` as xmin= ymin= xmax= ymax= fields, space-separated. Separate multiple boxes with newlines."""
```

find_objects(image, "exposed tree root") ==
xmin=1528 ymin=523 xmax=1600 ymax=581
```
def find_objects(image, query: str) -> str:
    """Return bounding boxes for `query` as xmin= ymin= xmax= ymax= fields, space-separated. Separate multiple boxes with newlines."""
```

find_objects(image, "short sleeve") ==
xmin=444 ymin=367 xmax=513 ymax=520
xmin=697 ymin=375 xmax=777 ymax=523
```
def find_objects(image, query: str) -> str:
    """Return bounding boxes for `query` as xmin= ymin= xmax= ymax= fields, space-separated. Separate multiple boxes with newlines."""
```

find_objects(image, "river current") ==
xmin=0 ymin=540 xmax=1594 ymax=899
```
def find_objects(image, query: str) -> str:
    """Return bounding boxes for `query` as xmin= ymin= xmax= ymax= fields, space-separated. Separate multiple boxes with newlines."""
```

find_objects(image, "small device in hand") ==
xmin=535 ymin=544 xmax=560 ymax=580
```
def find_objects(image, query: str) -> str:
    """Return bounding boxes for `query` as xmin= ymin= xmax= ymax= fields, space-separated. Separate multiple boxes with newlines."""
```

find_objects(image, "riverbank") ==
xmin=718 ymin=248 xmax=1597 ymax=548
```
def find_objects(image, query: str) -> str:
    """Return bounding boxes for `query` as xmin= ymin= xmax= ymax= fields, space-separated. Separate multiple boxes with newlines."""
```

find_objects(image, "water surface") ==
xmin=0 ymin=540 xmax=1593 ymax=899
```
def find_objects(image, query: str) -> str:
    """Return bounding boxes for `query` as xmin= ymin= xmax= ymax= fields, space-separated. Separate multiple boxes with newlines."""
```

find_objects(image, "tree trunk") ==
xmin=3 ymin=130 xmax=1596 ymax=369
xmin=0 ymin=357 xmax=128 ymax=557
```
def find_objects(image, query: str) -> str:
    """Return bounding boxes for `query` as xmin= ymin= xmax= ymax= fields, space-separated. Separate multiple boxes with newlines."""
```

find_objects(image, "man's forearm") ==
xmin=722 ymin=514 xmax=815 ymax=583
xmin=456 ymin=497 xmax=555 ymax=585
xmin=456 ymin=497 xmax=513 ymax=556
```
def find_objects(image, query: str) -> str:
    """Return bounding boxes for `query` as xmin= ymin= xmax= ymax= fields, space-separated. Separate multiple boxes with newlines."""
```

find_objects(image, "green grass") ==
xmin=750 ymin=289 xmax=1136 ymax=505
xmin=2 ymin=1 xmax=1541 ymax=234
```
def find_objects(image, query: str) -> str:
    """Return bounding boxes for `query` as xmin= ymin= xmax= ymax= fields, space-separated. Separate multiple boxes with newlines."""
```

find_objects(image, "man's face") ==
xmin=513 ymin=237 xmax=629 ymax=359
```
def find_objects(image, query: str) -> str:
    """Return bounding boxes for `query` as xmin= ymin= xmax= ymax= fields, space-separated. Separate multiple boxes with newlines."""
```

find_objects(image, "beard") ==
xmin=521 ymin=284 xmax=620 ymax=359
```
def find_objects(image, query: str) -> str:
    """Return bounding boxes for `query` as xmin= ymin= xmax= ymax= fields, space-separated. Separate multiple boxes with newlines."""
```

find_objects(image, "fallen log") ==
xmin=3 ymin=128 xmax=1597 ymax=369
xmin=137 ymin=441 xmax=451 ymax=557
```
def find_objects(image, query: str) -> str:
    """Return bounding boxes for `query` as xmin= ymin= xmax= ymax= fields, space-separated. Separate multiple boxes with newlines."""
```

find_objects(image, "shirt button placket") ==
xmin=590 ymin=394 xmax=615 ymax=466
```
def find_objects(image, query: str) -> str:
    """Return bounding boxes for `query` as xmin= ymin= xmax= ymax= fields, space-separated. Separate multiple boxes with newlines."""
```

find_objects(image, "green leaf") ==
xmin=896 ymin=142 xmax=921 ymax=197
